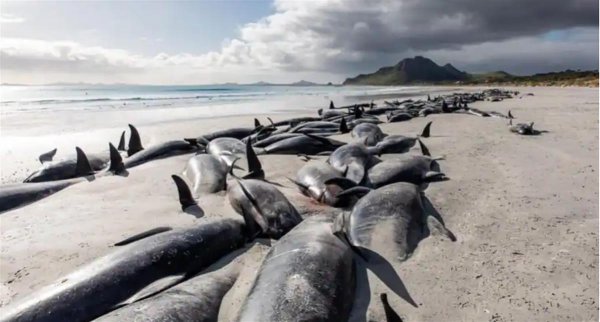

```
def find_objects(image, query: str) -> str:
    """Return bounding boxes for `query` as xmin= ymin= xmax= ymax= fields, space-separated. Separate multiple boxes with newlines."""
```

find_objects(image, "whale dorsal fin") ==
xmin=329 ymin=101 xmax=335 ymax=109
xmin=254 ymin=118 xmax=261 ymax=128
xmin=75 ymin=147 xmax=94 ymax=177
xmin=171 ymin=175 xmax=197 ymax=211
xmin=108 ymin=143 xmax=126 ymax=174
xmin=117 ymin=131 xmax=126 ymax=151
xmin=419 ymin=121 xmax=432 ymax=138
xmin=114 ymin=227 xmax=173 ymax=246
xmin=127 ymin=124 xmax=144 ymax=157
xmin=508 ymin=110 xmax=514 ymax=119
xmin=339 ymin=118 xmax=349 ymax=134
xmin=244 ymin=138 xmax=264 ymax=179
xmin=39 ymin=148 xmax=57 ymax=164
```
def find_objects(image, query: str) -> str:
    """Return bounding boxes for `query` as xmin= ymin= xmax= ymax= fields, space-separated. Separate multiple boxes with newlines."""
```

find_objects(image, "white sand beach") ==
xmin=0 ymin=86 xmax=598 ymax=321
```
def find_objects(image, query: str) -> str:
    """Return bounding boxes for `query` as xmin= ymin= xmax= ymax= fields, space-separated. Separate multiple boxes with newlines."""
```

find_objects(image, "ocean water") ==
xmin=0 ymin=84 xmax=423 ymax=113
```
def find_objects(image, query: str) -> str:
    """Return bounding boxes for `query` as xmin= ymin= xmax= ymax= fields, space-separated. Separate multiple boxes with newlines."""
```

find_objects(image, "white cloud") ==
xmin=0 ymin=13 xmax=25 ymax=24
xmin=0 ymin=0 xmax=598 ymax=84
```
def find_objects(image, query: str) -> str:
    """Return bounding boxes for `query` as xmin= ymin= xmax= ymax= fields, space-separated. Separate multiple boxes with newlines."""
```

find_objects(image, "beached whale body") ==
xmin=24 ymin=151 xmax=108 ymax=183
xmin=259 ymin=134 xmax=345 ymax=155
xmin=341 ymin=182 xmax=453 ymax=261
xmin=351 ymin=123 xmax=386 ymax=146
xmin=93 ymin=262 xmax=239 ymax=322
xmin=267 ymin=116 xmax=321 ymax=127
xmin=182 ymin=154 xmax=229 ymax=194
xmin=0 ymin=178 xmax=86 ymax=214
xmin=366 ymin=155 xmax=447 ymax=190
xmin=123 ymin=139 xmax=199 ymax=169
xmin=252 ymin=133 xmax=303 ymax=148
xmin=1 ymin=145 xmax=124 ymax=214
xmin=236 ymin=216 xmax=356 ymax=322
xmin=371 ymin=122 xmax=432 ymax=155
xmin=290 ymin=162 xmax=356 ymax=207
xmin=328 ymin=142 xmax=378 ymax=184
xmin=227 ymin=179 xmax=302 ymax=239
xmin=206 ymin=137 xmax=246 ymax=167
xmin=1 ymin=219 xmax=246 ymax=322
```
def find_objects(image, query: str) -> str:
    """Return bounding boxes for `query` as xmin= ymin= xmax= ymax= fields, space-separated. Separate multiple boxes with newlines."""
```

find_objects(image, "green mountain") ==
xmin=343 ymin=56 xmax=598 ymax=87
xmin=343 ymin=56 xmax=469 ymax=85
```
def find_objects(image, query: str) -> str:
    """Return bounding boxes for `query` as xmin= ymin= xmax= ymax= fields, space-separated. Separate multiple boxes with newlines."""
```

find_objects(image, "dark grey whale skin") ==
xmin=0 ymin=219 xmax=245 ymax=322
xmin=347 ymin=182 xmax=425 ymax=261
xmin=260 ymin=135 xmax=344 ymax=155
xmin=123 ymin=140 xmax=199 ymax=169
xmin=0 ymin=177 xmax=85 ymax=214
xmin=24 ymin=154 xmax=108 ymax=183
xmin=93 ymin=264 xmax=239 ymax=322
xmin=366 ymin=155 xmax=441 ymax=189
xmin=237 ymin=216 xmax=356 ymax=322
xmin=227 ymin=179 xmax=302 ymax=239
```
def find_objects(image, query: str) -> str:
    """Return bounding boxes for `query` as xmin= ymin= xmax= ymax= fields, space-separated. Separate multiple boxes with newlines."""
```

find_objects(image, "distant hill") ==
xmin=343 ymin=56 xmax=469 ymax=85
xmin=343 ymin=56 xmax=598 ymax=87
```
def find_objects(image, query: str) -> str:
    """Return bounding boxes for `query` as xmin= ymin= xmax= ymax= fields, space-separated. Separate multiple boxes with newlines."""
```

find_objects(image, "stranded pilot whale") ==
xmin=0 ymin=217 xmax=250 ymax=322
xmin=236 ymin=216 xmax=355 ymax=322
xmin=93 ymin=258 xmax=241 ymax=322
xmin=337 ymin=182 xmax=455 ymax=261
xmin=0 ymin=144 xmax=125 ymax=214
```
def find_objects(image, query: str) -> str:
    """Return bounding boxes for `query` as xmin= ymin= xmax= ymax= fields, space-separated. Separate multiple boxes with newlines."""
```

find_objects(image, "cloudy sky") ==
xmin=1 ymin=0 xmax=598 ymax=85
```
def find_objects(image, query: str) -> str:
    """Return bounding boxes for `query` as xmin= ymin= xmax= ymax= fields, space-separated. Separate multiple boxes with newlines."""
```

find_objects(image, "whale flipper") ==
xmin=117 ymin=131 xmax=127 ymax=151
xmin=426 ymin=215 xmax=456 ymax=241
xmin=38 ymin=148 xmax=57 ymax=164
xmin=380 ymin=293 xmax=403 ymax=322
xmin=418 ymin=139 xmax=431 ymax=157
xmin=324 ymin=177 xmax=358 ymax=190
xmin=336 ymin=186 xmax=372 ymax=199
xmin=118 ymin=275 xmax=186 ymax=307
xmin=75 ymin=147 xmax=94 ymax=177
xmin=108 ymin=143 xmax=126 ymax=174
xmin=423 ymin=171 xmax=448 ymax=182
xmin=236 ymin=180 xmax=269 ymax=233
xmin=127 ymin=124 xmax=144 ymax=157
xmin=114 ymin=227 xmax=173 ymax=246
xmin=171 ymin=175 xmax=197 ymax=211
